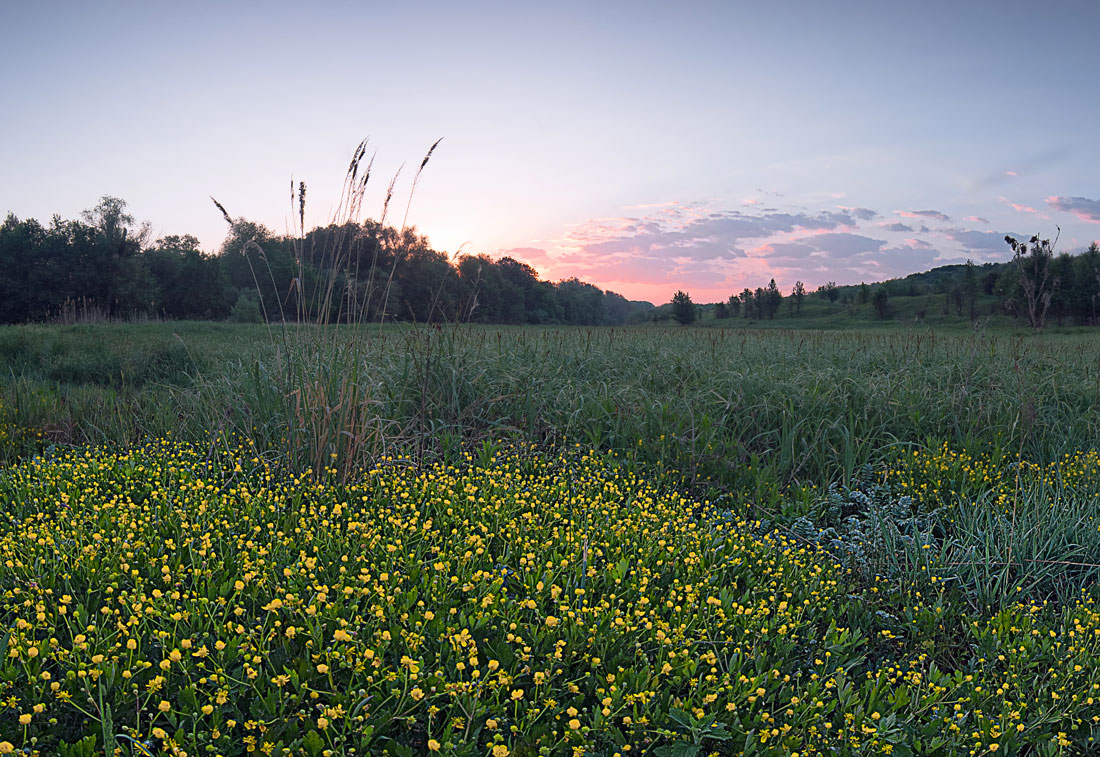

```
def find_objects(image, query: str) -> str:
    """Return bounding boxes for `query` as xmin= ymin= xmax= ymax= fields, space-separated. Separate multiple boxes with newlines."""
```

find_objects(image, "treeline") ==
xmin=0 ymin=197 xmax=653 ymax=326
xmin=677 ymin=236 xmax=1100 ymax=328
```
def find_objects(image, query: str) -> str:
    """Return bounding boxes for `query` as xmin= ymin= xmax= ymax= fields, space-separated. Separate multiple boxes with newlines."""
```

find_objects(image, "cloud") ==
xmin=964 ymin=216 xmax=989 ymax=224
xmin=564 ymin=207 xmax=866 ymax=267
xmin=945 ymin=228 xmax=1017 ymax=253
xmin=870 ymin=244 xmax=938 ymax=274
xmin=897 ymin=209 xmax=952 ymax=222
xmin=756 ymin=242 xmax=817 ymax=263
xmin=1047 ymin=196 xmax=1100 ymax=223
xmin=801 ymin=232 xmax=886 ymax=258
xmin=838 ymin=206 xmax=878 ymax=220
xmin=507 ymin=201 xmax=1000 ymax=300
xmin=499 ymin=246 xmax=551 ymax=264
xmin=999 ymin=197 xmax=1039 ymax=215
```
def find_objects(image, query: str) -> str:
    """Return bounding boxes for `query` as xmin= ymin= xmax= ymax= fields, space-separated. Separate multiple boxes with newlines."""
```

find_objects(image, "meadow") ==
xmin=3 ymin=322 xmax=1100 ymax=755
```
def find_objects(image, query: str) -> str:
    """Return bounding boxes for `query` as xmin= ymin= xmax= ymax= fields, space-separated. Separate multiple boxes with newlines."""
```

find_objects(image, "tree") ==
xmin=81 ymin=195 xmax=151 ymax=249
xmin=764 ymin=279 xmax=782 ymax=319
xmin=872 ymin=287 xmax=890 ymax=319
xmin=818 ymin=281 xmax=840 ymax=302
xmin=714 ymin=301 xmax=729 ymax=319
xmin=145 ymin=235 xmax=230 ymax=319
xmin=726 ymin=294 xmax=740 ymax=317
xmin=740 ymin=288 xmax=755 ymax=319
xmin=670 ymin=290 xmax=696 ymax=325
xmin=792 ymin=281 xmax=805 ymax=313
xmin=1005 ymin=232 xmax=1059 ymax=329
xmin=963 ymin=260 xmax=978 ymax=320
xmin=857 ymin=282 xmax=871 ymax=305
xmin=1075 ymin=242 xmax=1100 ymax=324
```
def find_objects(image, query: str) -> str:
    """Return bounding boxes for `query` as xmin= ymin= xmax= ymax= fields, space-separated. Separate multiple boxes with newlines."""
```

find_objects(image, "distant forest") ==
xmin=0 ymin=197 xmax=654 ymax=326
xmin=5 ymin=197 xmax=1099 ymax=329
xmin=664 ymin=236 xmax=1100 ymax=329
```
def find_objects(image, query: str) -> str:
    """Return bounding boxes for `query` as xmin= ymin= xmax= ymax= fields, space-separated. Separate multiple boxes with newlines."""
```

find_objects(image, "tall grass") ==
xmin=208 ymin=138 xmax=445 ymax=480
xmin=4 ymin=323 xmax=1100 ymax=495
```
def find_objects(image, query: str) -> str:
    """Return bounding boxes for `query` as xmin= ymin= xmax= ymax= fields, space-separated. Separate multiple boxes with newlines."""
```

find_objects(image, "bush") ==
xmin=229 ymin=292 xmax=263 ymax=323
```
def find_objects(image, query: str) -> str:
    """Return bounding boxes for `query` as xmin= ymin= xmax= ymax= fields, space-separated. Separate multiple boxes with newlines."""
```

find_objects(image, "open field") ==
xmin=3 ymin=322 xmax=1100 ymax=488
xmin=4 ymin=323 xmax=1100 ymax=755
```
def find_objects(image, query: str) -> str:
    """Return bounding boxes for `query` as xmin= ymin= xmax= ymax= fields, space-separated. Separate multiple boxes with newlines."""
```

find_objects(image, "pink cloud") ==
xmin=1047 ymin=196 xmax=1100 ymax=224
xmin=964 ymin=215 xmax=989 ymax=224
xmin=498 ymin=246 xmax=552 ymax=265
xmin=503 ymin=202 xmax=952 ymax=302
xmin=999 ymin=196 xmax=1038 ymax=214
xmin=896 ymin=209 xmax=951 ymax=222
xmin=903 ymin=238 xmax=933 ymax=249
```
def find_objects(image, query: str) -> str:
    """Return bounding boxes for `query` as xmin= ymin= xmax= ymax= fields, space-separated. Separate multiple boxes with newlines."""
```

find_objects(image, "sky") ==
xmin=2 ymin=0 xmax=1098 ymax=304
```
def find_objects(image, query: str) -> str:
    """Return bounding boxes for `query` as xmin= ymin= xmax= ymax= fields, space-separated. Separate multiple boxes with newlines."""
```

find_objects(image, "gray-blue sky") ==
xmin=2 ymin=0 xmax=1097 ymax=301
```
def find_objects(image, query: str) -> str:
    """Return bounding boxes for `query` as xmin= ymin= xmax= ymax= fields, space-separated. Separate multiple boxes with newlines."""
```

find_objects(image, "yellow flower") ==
xmin=545 ymin=616 xmax=559 ymax=627
xmin=333 ymin=629 xmax=352 ymax=643
xmin=510 ymin=689 xmax=524 ymax=700
xmin=316 ymin=664 xmax=330 ymax=674
xmin=428 ymin=740 xmax=441 ymax=752
xmin=317 ymin=716 xmax=330 ymax=730
xmin=18 ymin=713 xmax=31 ymax=725
xmin=0 ymin=743 xmax=12 ymax=754
xmin=158 ymin=700 xmax=171 ymax=712
xmin=492 ymin=747 xmax=509 ymax=757
xmin=568 ymin=718 xmax=581 ymax=730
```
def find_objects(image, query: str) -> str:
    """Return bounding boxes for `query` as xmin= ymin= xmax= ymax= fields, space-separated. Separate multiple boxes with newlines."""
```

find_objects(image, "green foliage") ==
xmin=872 ymin=286 xmax=889 ymax=319
xmin=0 ymin=205 xmax=652 ymax=327
xmin=229 ymin=292 xmax=263 ymax=323
xmin=670 ymin=290 xmax=696 ymax=325
xmin=5 ymin=323 xmax=1100 ymax=495
xmin=726 ymin=293 xmax=740 ymax=317
xmin=6 ymin=442 xmax=1100 ymax=754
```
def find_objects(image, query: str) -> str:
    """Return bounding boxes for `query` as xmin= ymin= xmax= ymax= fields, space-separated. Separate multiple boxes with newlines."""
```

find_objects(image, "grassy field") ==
xmin=3 ymin=322 xmax=1100 ymax=755
xmin=3 ymin=321 xmax=1100 ymax=488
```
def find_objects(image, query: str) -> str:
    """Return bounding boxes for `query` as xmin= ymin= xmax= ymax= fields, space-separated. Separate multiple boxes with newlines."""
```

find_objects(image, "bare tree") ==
xmin=1005 ymin=229 xmax=1060 ymax=330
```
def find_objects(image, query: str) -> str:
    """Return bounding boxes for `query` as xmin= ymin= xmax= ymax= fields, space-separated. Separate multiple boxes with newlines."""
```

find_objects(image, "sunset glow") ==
xmin=2 ymin=1 xmax=1098 ymax=303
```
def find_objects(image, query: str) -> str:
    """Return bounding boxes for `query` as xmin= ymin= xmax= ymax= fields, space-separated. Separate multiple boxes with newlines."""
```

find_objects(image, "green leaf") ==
xmin=655 ymin=743 xmax=702 ymax=757
xmin=302 ymin=729 xmax=325 ymax=757
xmin=668 ymin=707 xmax=694 ymax=728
